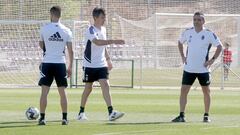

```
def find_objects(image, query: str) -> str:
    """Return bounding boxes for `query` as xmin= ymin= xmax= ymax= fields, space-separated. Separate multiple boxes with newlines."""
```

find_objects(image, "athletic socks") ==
xmin=79 ymin=106 xmax=85 ymax=114
xmin=180 ymin=112 xmax=185 ymax=118
xmin=40 ymin=112 xmax=67 ymax=121
xmin=108 ymin=106 xmax=113 ymax=115
xmin=79 ymin=106 xmax=114 ymax=116
xmin=62 ymin=112 xmax=67 ymax=120
xmin=40 ymin=113 xmax=45 ymax=120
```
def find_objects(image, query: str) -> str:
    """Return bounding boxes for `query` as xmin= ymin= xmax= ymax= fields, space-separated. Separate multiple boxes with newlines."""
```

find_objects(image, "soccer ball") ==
xmin=25 ymin=107 xmax=40 ymax=120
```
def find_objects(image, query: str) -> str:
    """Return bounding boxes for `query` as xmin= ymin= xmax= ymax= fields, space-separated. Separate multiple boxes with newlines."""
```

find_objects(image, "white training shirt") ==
xmin=40 ymin=22 xmax=72 ymax=63
xmin=83 ymin=25 xmax=107 ymax=68
xmin=179 ymin=27 xmax=222 ymax=73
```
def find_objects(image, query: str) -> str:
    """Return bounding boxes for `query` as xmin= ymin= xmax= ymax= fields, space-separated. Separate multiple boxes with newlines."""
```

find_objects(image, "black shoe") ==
xmin=62 ymin=119 xmax=69 ymax=125
xmin=172 ymin=116 xmax=185 ymax=122
xmin=203 ymin=116 xmax=211 ymax=123
xmin=38 ymin=119 xmax=46 ymax=125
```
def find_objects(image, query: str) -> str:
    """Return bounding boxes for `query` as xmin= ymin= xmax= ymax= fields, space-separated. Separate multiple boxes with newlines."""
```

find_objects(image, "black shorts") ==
xmin=38 ymin=63 xmax=67 ymax=87
xmin=182 ymin=71 xmax=210 ymax=86
xmin=82 ymin=67 xmax=109 ymax=83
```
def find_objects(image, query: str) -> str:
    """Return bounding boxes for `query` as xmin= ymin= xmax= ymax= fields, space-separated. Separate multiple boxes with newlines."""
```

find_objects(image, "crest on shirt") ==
xmin=89 ymin=26 xmax=94 ymax=34
xmin=201 ymin=35 xmax=205 ymax=40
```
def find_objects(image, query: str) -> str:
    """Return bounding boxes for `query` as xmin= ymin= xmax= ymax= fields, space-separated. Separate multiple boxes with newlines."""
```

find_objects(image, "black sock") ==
xmin=79 ymin=106 xmax=85 ymax=114
xmin=108 ymin=106 xmax=113 ymax=115
xmin=204 ymin=113 xmax=209 ymax=117
xmin=40 ymin=113 xmax=45 ymax=120
xmin=180 ymin=112 xmax=185 ymax=117
xmin=62 ymin=112 xmax=67 ymax=120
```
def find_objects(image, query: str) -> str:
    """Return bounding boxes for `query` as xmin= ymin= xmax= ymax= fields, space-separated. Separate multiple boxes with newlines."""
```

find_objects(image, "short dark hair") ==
xmin=194 ymin=11 xmax=204 ymax=17
xmin=193 ymin=11 xmax=204 ymax=18
xmin=194 ymin=11 xmax=205 ymax=21
xmin=50 ymin=6 xmax=61 ymax=18
xmin=92 ymin=7 xmax=105 ymax=17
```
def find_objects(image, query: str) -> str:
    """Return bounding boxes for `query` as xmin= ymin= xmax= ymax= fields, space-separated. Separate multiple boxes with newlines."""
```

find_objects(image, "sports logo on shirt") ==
xmin=201 ymin=35 xmax=205 ymax=40
xmin=89 ymin=26 xmax=100 ymax=39
xmin=89 ymin=26 xmax=95 ymax=34
xmin=48 ymin=32 xmax=64 ymax=42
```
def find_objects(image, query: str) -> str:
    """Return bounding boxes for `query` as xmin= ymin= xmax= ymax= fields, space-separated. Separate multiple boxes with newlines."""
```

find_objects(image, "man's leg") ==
xmin=172 ymin=85 xmax=191 ymax=122
xmin=39 ymin=85 xmax=50 ymax=124
xmin=77 ymin=83 xmax=93 ymax=120
xmin=201 ymin=86 xmax=211 ymax=114
xmin=224 ymin=66 xmax=228 ymax=80
xmin=38 ymin=63 xmax=53 ymax=125
xmin=199 ymin=72 xmax=211 ymax=122
xmin=99 ymin=79 xmax=124 ymax=121
xmin=57 ymin=87 xmax=68 ymax=120
xmin=172 ymin=71 xmax=195 ymax=122
xmin=201 ymin=85 xmax=211 ymax=122
xmin=99 ymin=79 xmax=112 ymax=108
xmin=80 ymin=83 xmax=93 ymax=109
xmin=180 ymin=85 xmax=192 ymax=113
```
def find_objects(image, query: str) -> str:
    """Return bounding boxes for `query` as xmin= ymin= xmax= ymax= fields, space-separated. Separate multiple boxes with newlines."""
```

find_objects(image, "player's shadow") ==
xmin=0 ymin=125 xmax=36 ymax=129
xmin=0 ymin=120 xmax=60 ymax=128
xmin=0 ymin=121 xmax=36 ymax=128
xmin=106 ymin=121 xmax=172 ymax=125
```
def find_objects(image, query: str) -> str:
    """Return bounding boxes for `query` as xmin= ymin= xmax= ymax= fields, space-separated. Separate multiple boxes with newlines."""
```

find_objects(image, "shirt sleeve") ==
xmin=209 ymin=32 xmax=222 ymax=47
xmin=86 ymin=26 xmax=98 ymax=42
xmin=178 ymin=30 xmax=187 ymax=44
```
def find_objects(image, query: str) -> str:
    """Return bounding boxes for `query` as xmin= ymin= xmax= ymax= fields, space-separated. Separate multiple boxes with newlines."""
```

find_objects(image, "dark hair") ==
xmin=193 ymin=11 xmax=205 ymax=21
xmin=92 ymin=7 xmax=105 ymax=17
xmin=194 ymin=11 xmax=204 ymax=17
xmin=50 ymin=6 xmax=61 ymax=18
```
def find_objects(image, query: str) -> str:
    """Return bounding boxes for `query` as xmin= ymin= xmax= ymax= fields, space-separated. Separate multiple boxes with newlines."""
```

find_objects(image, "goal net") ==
xmin=117 ymin=13 xmax=240 ymax=88
xmin=1 ymin=0 xmax=240 ymax=89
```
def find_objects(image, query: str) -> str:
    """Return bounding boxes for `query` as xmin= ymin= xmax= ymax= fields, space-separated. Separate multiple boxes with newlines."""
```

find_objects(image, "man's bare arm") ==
xmin=39 ymin=41 xmax=45 ymax=50
xmin=204 ymin=45 xmax=222 ymax=67
xmin=178 ymin=41 xmax=186 ymax=64
xmin=92 ymin=39 xmax=125 ymax=46
xmin=67 ymin=42 xmax=73 ymax=77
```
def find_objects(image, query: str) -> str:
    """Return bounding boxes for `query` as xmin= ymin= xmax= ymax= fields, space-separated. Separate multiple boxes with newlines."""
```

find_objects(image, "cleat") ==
xmin=77 ymin=112 xmax=88 ymax=121
xmin=109 ymin=110 xmax=124 ymax=121
xmin=62 ymin=119 xmax=69 ymax=125
xmin=172 ymin=116 xmax=185 ymax=122
xmin=38 ymin=119 xmax=46 ymax=125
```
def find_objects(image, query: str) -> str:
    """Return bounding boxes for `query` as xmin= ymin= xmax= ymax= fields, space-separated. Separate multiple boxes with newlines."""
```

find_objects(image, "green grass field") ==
xmin=0 ymin=88 xmax=239 ymax=135
xmin=1 ymin=66 xmax=240 ymax=88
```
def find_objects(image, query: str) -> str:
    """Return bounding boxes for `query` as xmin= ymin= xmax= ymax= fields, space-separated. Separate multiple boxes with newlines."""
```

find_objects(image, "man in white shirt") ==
xmin=172 ymin=12 xmax=222 ymax=122
xmin=38 ymin=6 xmax=73 ymax=125
xmin=77 ymin=7 xmax=125 ymax=121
